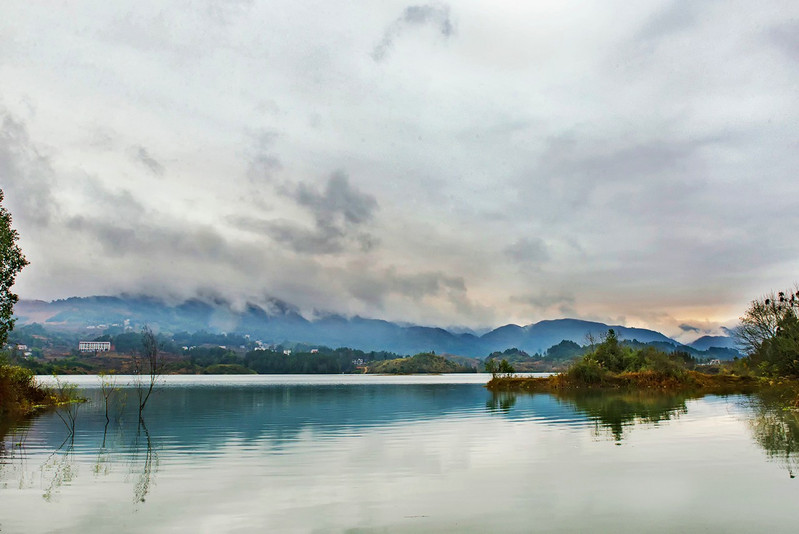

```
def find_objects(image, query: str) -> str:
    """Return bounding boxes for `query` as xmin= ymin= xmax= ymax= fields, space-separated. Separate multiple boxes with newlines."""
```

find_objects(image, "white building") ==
xmin=79 ymin=341 xmax=111 ymax=353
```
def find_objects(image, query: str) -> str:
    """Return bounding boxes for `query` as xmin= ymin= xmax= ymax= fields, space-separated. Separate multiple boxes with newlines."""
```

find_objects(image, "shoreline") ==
xmin=486 ymin=370 xmax=767 ymax=396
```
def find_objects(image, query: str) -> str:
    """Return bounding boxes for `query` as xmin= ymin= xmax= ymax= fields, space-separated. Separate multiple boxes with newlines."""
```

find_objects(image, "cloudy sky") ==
xmin=2 ymin=1 xmax=798 ymax=340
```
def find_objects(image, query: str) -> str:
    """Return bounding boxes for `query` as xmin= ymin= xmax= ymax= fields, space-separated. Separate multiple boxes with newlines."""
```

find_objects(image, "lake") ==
xmin=1 ymin=374 xmax=798 ymax=533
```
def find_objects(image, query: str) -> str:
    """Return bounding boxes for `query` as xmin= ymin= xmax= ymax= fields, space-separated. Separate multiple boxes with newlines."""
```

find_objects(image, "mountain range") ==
xmin=14 ymin=296 xmax=738 ymax=358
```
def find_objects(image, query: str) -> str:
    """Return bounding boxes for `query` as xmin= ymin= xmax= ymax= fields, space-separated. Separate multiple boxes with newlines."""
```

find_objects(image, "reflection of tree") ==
xmin=130 ymin=418 xmax=159 ymax=503
xmin=0 ymin=418 xmax=33 ymax=489
xmin=41 ymin=434 xmax=76 ymax=501
xmin=93 ymin=420 xmax=113 ymax=478
xmin=52 ymin=375 xmax=82 ymax=436
xmin=486 ymin=392 xmax=517 ymax=413
xmin=747 ymin=395 xmax=799 ymax=478
xmin=556 ymin=391 xmax=690 ymax=443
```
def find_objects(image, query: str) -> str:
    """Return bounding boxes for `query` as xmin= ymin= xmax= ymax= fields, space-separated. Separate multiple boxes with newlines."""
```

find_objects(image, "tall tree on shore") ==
xmin=0 ymin=189 xmax=28 ymax=346
xmin=737 ymin=288 xmax=799 ymax=377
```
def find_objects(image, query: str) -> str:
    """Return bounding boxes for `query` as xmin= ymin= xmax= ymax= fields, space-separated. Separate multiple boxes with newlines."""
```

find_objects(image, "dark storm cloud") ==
xmin=0 ymin=112 xmax=57 ymax=227
xmin=291 ymin=171 xmax=378 ymax=226
xmin=345 ymin=267 xmax=466 ymax=306
xmin=504 ymin=237 xmax=549 ymax=265
xmin=679 ymin=324 xmax=701 ymax=333
xmin=233 ymin=171 xmax=379 ymax=255
xmin=372 ymin=3 xmax=454 ymax=61
xmin=510 ymin=290 xmax=575 ymax=311
xmin=231 ymin=216 xmax=349 ymax=255
xmin=66 ymin=214 xmax=235 ymax=261
xmin=131 ymin=145 xmax=165 ymax=176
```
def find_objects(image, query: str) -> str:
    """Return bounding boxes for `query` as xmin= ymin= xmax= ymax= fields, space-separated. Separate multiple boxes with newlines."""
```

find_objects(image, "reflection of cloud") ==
xmin=372 ymin=3 xmax=454 ymax=61
xmin=1 ymin=384 xmax=776 ymax=532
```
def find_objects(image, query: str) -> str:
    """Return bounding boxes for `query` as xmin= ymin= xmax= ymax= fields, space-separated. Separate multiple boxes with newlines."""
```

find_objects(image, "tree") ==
xmin=498 ymin=359 xmax=515 ymax=377
xmin=736 ymin=288 xmax=799 ymax=377
xmin=0 ymin=189 xmax=29 ymax=346
xmin=133 ymin=326 xmax=163 ymax=417
xmin=737 ymin=289 xmax=799 ymax=353
xmin=591 ymin=329 xmax=625 ymax=372
xmin=484 ymin=358 xmax=498 ymax=377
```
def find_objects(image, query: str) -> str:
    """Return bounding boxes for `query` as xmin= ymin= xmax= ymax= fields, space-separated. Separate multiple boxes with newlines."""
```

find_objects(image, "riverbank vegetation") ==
xmin=489 ymin=286 xmax=799 ymax=402
xmin=0 ymin=359 xmax=81 ymax=417
xmin=487 ymin=328 xmax=763 ymax=395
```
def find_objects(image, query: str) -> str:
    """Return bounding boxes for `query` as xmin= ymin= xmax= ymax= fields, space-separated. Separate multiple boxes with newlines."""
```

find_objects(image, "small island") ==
xmin=365 ymin=352 xmax=475 ymax=374
xmin=487 ymin=318 xmax=799 ymax=406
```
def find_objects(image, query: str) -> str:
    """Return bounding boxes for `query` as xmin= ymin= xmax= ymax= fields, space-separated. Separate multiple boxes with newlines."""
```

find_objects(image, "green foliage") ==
xmin=0 ymin=190 xmax=28 ymax=347
xmin=738 ymin=288 xmax=799 ymax=378
xmin=546 ymin=340 xmax=585 ymax=361
xmin=202 ymin=363 xmax=257 ymax=374
xmin=369 ymin=352 xmax=474 ymax=374
xmin=484 ymin=357 xmax=515 ymax=377
xmin=498 ymin=359 xmax=515 ymax=376
xmin=0 ymin=361 xmax=48 ymax=416
xmin=750 ymin=312 xmax=799 ymax=377
xmin=113 ymin=332 xmax=144 ymax=353
xmin=566 ymin=358 xmax=609 ymax=384
xmin=566 ymin=329 xmax=691 ymax=384
xmin=245 ymin=350 xmax=344 ymax=374
xmin=589 ymin=329 xmax=627 ymax=372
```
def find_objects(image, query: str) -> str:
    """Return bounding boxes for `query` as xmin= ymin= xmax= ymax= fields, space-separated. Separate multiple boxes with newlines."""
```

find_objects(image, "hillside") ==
xmin=688 ymin=335 xmax=738 ymax=351
xmin=12 ymin=295 xmax=733 ymax=358
xmin=366 ymin=353 xmax=474 ymax=374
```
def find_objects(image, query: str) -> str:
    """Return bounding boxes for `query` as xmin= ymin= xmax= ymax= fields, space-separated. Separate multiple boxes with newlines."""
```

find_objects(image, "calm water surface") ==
xmin=1 ymin=374 xmax=798 ymax=533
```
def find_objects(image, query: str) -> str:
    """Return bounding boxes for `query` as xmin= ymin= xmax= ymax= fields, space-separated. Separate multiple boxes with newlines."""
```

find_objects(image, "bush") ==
xmin=566 ymin=359 xmax=608 ymax=385
xmin=0 ymin=364 xmax=47 ymax=416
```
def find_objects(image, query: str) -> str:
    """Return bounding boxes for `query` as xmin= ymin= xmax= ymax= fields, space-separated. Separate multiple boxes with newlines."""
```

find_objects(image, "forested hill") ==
xmin=14 ymin=296 xmax=736 ymax=358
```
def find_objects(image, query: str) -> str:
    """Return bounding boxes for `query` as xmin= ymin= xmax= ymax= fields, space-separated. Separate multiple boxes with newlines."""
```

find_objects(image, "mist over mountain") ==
xmin=688 ymin=335 xmax=740 ymax=351
xmin=14 ymin=296 xmax=737 ymax=358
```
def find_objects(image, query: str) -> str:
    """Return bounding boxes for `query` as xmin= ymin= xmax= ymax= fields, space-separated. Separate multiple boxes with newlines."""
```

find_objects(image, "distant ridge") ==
xmin=688 ymin=335 xmax=739 ymax=351
xmin=13 ymin=296 xmax=734 ymax=358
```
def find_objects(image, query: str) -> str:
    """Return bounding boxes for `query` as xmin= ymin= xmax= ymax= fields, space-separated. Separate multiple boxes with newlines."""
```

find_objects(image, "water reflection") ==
xmin=747 ymin=394 xmax=799 ymax=478
xmin=2 ymin=378 xmax=799 ymax=533
xmin=42 ymin=435 xmax=76 ymax=502
xmin=485 ymin=390 xmax=690 ymax=442
xmin=131 ymin=420 xmax=159 ymax=503
xmin=557 ymin=391 xmax=690 ymax=443
xmin=485 ymin=391 xmax=517 ymax=413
